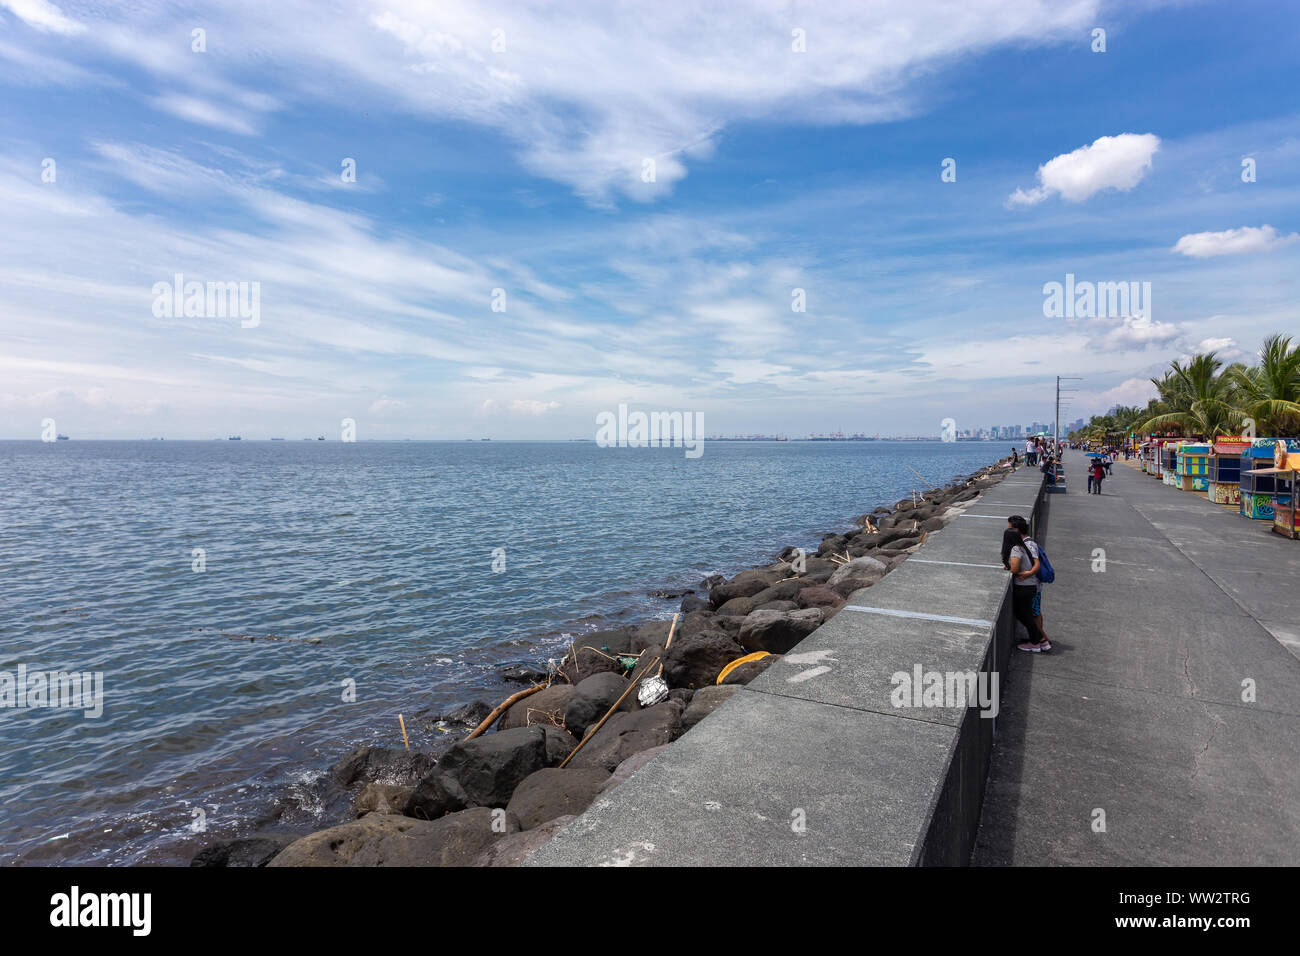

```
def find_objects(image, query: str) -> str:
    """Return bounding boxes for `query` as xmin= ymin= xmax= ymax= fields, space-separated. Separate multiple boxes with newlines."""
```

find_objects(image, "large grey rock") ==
xmin=662 ymin=629 xmax=746 ymax=688
xmin=331 ymin=746 xmax=437 ymax=787
xmin=564 ymin=672 xmax=635 ymax=739
xmin=680 ymin=685 xmax=738 ymax=731
xmin=354 ymin=783 xmax=413 ymax=818
xmin=738 ymin=608 xmax=824 ymax=654
xmin=557 ymin=628 xmax=636 ymax=683
xmin=598 ymin=745 xmax=670 ymax=796
xmin=796 ymin=585 xmax=843 ymax=609
xmin=506 ymin=767 xmax=612 ymax=830
xmin=471 ymin=815 xmax=577 ymax=867
xmin=267 ymin=807 xmax=513 ymax=867
xmin=499 ymin=683 xmax=577 ymax=730
xmin=567 ymin=701 xmax=685 ymax=772
xmin=827 ymin=556 xmax=888 ymax=589
xmin=404 ymin=726 xmax=550 ymax=820
xmin=709 ymin=569 xmax=782 ymax=607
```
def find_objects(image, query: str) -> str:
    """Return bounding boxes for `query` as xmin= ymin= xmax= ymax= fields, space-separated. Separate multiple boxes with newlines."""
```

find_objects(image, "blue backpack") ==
xmin=1034 ymin=543 xmax=1055 ymax=584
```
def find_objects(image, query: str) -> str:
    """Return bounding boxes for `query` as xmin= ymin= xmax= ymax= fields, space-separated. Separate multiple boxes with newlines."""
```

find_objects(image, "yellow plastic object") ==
xmin=716 ymin=651 xmax=771 ymax=685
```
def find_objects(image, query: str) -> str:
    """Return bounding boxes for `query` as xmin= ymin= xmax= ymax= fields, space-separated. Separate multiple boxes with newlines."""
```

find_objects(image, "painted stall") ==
xmin=1239 ymin=439 xmax=1295 ymax=520
xmin=1175 ymin=442 xmax=1210 ymax=492
xmin=1246 ymin=440 xmax=1300 ymax=539
xmin=1161 ymin=440 xmax=1184 ymax=487
xmin=1208 ymin=436 xmax=1250 ymax=506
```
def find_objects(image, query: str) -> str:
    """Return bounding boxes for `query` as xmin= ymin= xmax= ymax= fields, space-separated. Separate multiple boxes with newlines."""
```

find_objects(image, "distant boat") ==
xmin=56 ymin=434 xmax=69 ymax=441
xmin=270 ymin=437 xmax=285 ymax=441
xmin=228 ymin=436 xmax=241 ymax=441
xmin=317 ymin=436 xmax=325 ymax=441
xmin=480 ymin=438 xmax=491 ymax=441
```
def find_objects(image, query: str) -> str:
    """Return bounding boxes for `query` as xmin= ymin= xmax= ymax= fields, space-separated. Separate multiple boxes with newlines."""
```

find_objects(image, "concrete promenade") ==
xmin=974 ymin=450 xmax=1300 ymax=865
xmin=528 ymin=468 xmax=1047 ymax=866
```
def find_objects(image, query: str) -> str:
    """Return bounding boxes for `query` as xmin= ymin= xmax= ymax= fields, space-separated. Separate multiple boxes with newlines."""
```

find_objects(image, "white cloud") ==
xmin=509 ymin=399 xmax=560 ymax=416
xmin=1008 ymin=133 xmax=1160 ymax=206
xmin=1171 ymin=224 xmax=1300 ymax=258
xmin=1087 ymin=314 xmax=1182 ymax=351
xmin=1 ymin=0 xmax=84 ymax=34
xmin=3 ymin=0 xmax=1113 ymax=203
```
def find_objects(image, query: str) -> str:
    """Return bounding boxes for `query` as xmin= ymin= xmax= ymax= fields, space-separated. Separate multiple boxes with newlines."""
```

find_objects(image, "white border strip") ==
xmin=911 ymin=559 xmax=1005 ymax=569
xmin=842 ymin=605 xmax=994 ymax=628
xmin=958 ymin=514 xmax=1012 ymax=518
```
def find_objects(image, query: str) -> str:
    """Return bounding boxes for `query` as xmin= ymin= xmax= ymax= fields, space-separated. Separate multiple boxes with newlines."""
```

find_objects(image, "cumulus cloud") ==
xmin=1008 ymin=133 xmax=1160 ymax=206
xmin=1171 ymin=224 xmax=1300 ymax=258
xmin=1086 ymin=314 xmax=1182 ymax=351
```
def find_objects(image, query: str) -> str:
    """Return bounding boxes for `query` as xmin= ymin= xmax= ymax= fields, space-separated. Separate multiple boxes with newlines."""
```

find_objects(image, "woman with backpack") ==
xmin=1009 ymin=515 xmax=1050 ymax=647
xmin=1001 ymin=520 xmax=1051 ymax=652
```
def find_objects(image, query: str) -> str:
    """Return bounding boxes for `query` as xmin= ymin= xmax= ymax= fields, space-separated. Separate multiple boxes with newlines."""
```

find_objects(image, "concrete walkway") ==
xmin=973 ymin=450 xmax=1300 ymax=865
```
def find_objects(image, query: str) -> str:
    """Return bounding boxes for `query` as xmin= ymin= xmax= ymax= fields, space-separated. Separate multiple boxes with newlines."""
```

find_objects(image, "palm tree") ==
xmin=1231 ymin=334 xmax=1300 ymax=437
xmin=1136 ymin=352 xmax=1242 ymax=439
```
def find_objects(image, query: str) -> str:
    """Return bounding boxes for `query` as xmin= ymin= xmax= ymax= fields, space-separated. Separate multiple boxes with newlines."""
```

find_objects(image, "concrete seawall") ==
xmin=526 ymin=468 xmax=1047 ymax=866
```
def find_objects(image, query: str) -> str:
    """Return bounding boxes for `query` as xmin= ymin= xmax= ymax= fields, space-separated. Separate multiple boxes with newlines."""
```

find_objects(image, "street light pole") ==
xmin=1057 ymin=375 xmax=1082 ymax=451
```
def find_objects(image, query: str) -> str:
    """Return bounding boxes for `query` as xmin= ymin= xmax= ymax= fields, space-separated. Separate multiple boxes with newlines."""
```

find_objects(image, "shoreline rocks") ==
xmin=204 ymin=457 xmax=1016 ymax=868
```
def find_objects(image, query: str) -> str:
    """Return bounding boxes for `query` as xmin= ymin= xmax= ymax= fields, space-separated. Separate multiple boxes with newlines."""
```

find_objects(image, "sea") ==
xmin=0 ymin=439 xmax=1004 ymax=864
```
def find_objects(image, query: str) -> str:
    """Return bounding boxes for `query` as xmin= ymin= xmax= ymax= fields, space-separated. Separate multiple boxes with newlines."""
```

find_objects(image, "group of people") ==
xmin=1001 ymin=515 xmax=1051 ymax=653
xmin=1023 ymin=437 xmax=1050 ymax=466
xmin=1086 ymin=448 xmax=1115 ymax=494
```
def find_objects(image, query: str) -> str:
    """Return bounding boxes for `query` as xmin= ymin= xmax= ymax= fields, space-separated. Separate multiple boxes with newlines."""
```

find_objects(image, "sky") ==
xmin=1 ymin=0 xmax=1298 ymax=440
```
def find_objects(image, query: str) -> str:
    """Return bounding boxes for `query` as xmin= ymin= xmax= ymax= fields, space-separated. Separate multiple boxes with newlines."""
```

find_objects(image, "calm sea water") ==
xmin=0 ymin=439 xmax=1001 ymax=865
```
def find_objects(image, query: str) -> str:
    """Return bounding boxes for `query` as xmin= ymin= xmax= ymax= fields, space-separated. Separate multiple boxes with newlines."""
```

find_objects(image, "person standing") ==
xmin=1090 ymin=457 xmax=1106 ymax=494
xmin=1024 ymin=437 xmax=1036 ymax=466
xmin=1002 ymin=526 xmax=1050 ymax=651
xmin=1009 ymin=516 xmax=1048 ymax=644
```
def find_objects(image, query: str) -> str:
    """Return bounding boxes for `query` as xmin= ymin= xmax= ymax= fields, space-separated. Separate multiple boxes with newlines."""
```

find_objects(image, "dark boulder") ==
xmin=499 ymin=683 xmax=577 ymax=730
xmin=680 ymin=685 xmax=739 ymax=732
xmin=354 ymin=783 xmax=414 ymax=818
xmin=433 ymin=700 xmax=493 ymax=727
xmin=268 ymin=807 xmax=514 ymax=867
xmin=564 ymin=672 xmax=636 ymax=739
xmin=795 ymin=585 xmax=843 ymax=609
xmin=404 ymin=726 xmax=550 ymax=820
xmin=737 ymin=608 xmax=824 ymax=654
xmin=331 ymin=746 xmax=438 ymax=788
xmin=505 ymin=767 xmax=611 ymax=830
xmin=708 ymin=569 xmax=782 ymax=606
xmin=190 ymin=834 xmax=297 ymax=868
xmin=721 ymin=655 xmax=778 ymax=685
xmin=471 ymin=815 xmax=576 ymax=866
xmin=598 ymin=745 xmax=669 ymax=797
xmin=754 ymin=599 xmax=799 ymax=613
xmin=662 ymin=629 xmax=746 ymax=688
xmin=680 ymin=594 xmax=710 ymax=613
xmin=566 ymin=700 xmax=685 ymax=772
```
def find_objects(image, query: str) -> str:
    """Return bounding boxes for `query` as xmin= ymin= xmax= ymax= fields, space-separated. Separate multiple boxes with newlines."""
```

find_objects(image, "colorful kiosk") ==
xmin=1175 ymin=442 xmax=1210 ymax=492
xmin=1161 ymin=440 xmax=1183 ymax=487
xmin=1244 ymin=440 xmax=1300 ymax=539
xmin=1239 ymin=439 xmax=1287 ymax=520
xmin=1208 ymin=435 xmax=1251 ymax=506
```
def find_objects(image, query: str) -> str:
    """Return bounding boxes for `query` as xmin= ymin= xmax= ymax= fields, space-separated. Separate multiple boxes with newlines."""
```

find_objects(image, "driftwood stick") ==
xmin=558 ymin=662 xmax=659 ymax=769
xmin=906 ymin=464 xmax=936 ymax=490
xmin=663 ymin=613 xmax=680 ymax=650
xmin=465 ymin=684 xmax=545 ymax=740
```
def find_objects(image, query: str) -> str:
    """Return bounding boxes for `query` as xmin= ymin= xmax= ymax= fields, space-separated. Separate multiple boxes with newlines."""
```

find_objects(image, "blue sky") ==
xmin=2 ymin=0 xmax=1298 ymax=439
